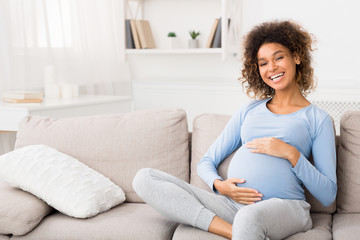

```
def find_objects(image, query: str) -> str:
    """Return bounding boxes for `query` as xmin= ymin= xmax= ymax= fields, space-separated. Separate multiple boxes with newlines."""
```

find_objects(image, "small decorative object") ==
xmin=167 ymin=32 xmax=179 ymax=49
xmin=44 ymin=65 xmax=60 ymax=99
xmin=188 ymin=30 xmax=200 ymax=48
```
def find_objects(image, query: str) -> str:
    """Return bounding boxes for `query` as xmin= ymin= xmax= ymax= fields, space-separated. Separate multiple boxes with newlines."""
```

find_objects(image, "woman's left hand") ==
xmin=246 ymin=137 xmax=300 ymax=167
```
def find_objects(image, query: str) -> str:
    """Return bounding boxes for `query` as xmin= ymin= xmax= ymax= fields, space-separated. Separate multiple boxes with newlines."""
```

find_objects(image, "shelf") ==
xmin=121 ymin=0 xmax=238 ymax=61
xmin=125 ymin=48 xmax=223 ymax=55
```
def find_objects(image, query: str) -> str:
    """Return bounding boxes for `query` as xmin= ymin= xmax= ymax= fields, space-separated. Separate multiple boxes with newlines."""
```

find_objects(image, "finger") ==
xmin=246 ymin=142 xmax=264 ymax=149
xmin=228 ymin=178 xmax=246 ymax=184
xmin=246 ymin=140 xmax=256 ymax=146
xmin=250 ymin=149 xmax=264 ymax=153
xmin=232 ymin=190 xmax=263 ymax=197
xmin=233 ymin=192 xmax=263 ymax=198
xmin=245 ymin=142 xmax=255 ymax=148
xmin=234 ymin=196 xmax=262 ymax=202
xmin=238 ymin=200 xmax=256 ymax=205
xmin=236 ymin=187 xmax=262 ymax=194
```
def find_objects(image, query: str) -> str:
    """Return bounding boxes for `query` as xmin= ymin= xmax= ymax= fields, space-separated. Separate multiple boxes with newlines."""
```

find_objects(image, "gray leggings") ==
xmin=132 ymin=168 xmax=312 ymax=240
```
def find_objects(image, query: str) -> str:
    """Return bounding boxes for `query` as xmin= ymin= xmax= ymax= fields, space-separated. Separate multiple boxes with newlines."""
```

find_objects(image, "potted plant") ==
xmin=167 ymin=32 xmax=179 ymax=49
xmin=188 ymin=30 xmax=200 ymax=48
xmin=168 ymin=32 xmax=177 ymax=38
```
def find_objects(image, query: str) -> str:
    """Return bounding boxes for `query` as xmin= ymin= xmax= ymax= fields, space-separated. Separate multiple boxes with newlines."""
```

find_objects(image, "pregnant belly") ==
xmin=227 ymin=146 xmax=304 ymax=200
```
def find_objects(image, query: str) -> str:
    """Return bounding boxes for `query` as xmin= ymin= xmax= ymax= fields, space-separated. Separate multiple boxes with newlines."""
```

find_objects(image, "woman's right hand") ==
xmin=213 ymin=178 xmax=263 ymax=205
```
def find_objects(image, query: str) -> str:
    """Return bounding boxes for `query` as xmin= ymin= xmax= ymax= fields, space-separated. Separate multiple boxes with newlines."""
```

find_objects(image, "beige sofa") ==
xmin=0 ymin=108 xmax=359 ymax=239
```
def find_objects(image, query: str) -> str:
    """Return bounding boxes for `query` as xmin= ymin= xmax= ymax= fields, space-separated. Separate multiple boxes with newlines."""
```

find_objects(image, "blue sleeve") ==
xmin=291 ymin=115 xmax=337 ymax=207
xmin=197 ymin=106 xmax=244 ymax=192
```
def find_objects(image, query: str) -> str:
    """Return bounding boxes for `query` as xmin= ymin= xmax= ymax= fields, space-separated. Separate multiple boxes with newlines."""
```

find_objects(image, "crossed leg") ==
xmin=132 ymin=168 xmax=239 ymax=235
xmin=133 ymin=168 xmax=312 ymax=240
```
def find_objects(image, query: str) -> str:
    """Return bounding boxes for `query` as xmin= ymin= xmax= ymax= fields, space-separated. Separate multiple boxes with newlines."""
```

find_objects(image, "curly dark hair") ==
xmin=240 ymin=20 xmax=316 ymax=99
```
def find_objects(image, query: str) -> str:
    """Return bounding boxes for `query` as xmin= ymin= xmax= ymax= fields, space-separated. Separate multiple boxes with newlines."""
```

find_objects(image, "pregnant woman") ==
xmin=132 ymin=20 xmax=337 ymax=240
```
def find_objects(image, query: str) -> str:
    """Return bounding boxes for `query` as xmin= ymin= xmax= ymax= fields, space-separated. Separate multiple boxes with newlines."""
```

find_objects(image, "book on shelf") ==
xmin=2 ymin=91 xmax=43 ymax=100
xmin=3 ymin=98 xmax=43 ymax=103
xmin=135 ymin=20 xmax=156 ymax=49
xmin=125 ymin=19 xmax=135 ymax=49
xmin=206 ymin=18 xmax=219 ymax=48
xmin=211 ymin=18 xmax=231 ymax=48
xmin=212 ymin=18 xmax=222 ymax=48
xmin=130 ymin=20 xmax=142 ymax=49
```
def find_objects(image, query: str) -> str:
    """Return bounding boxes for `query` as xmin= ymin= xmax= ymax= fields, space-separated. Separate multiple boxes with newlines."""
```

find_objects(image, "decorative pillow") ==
xmin=0 ymin=180 xmax=53 ymax=235
xmin=0 ymin=145 xmax=125 ymax=218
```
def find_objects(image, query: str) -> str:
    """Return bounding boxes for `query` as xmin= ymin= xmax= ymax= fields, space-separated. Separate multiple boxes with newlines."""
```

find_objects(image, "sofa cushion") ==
xmin=0 ymin=181 xmax=52 ymax=236
xmin=14 ymin=108 xmax=189 ymax=203
xmin=191 ymin=113 xmax=336 ymax=213
xmin=172 ymin=213 xmax=332 ymax=240
xmin=11 ymin=203 xmax=179 ymax=240
xmin=0 ymin=144 xmax=125 ymax=218
xmin=0 ymin=235 xmax=10 ymax=240
xmin=173 ymin=224 xmax=227 ymax=240
xmin=337 ymin=111 xmax=360 ymax=213
xmin=332 ymin=213 xmax=360 ymax=239
xmin=285 ymin=213 xmax=332 ymax=240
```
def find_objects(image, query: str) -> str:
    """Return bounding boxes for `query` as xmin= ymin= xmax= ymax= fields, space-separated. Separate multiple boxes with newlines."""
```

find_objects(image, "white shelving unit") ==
xmin=122 ymin=0 xmax=239 ymax=61
xmin=0 ymin=95 xmax=133 ymax=131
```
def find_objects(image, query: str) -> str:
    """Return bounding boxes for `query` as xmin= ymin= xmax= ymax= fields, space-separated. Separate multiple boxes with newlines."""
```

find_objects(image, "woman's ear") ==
xmin=294 ymin=53 xmax=301 ymax=65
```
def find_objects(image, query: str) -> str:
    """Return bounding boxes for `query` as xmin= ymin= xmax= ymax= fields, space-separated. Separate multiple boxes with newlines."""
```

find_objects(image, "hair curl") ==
xmin=240 ymin=20 xmax=316 ymax=100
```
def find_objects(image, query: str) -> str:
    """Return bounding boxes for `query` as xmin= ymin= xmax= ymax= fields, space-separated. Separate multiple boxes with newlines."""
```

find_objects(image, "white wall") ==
xmin=242 ymin=0 xmax=360 ymax=88
xmin=131 ymin=0 xmax=360 ymax=129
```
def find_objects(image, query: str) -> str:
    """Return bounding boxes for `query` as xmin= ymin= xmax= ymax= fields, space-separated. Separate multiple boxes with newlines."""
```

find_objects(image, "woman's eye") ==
xmin=259 ymin=62 xmax=267 ymax=67
xmin=276 ymin=56 xmax=284 ymax=61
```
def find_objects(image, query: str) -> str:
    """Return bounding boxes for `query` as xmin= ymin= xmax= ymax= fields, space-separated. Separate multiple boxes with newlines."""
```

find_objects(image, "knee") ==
xmin=132 ymin=168 xmax=153 ymax=197
xmin=232 ymin=206 xmax=265 ymax=239
xmin=233 ymin=205 xmax=263 ymax=227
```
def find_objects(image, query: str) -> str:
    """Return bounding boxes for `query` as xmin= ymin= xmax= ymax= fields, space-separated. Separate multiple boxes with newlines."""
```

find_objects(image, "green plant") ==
xmin=167 ymin=32 xmax=177 ymax=37
xmin=189 ymin=30 xmax=200 ymax=39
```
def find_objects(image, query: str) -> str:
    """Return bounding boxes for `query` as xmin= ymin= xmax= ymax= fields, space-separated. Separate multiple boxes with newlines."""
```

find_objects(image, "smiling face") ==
xmin=257 ymin=42 xmax=300 ymax=93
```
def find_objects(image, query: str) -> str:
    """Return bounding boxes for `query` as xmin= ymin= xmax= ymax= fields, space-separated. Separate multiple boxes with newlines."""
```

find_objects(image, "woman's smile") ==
xmin=269 ymin=72 xmax=285 ymax=83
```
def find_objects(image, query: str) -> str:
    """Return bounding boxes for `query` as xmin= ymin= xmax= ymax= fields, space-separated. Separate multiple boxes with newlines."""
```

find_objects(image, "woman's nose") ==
xmin=269 ymin=62 xmax=278 ymax=72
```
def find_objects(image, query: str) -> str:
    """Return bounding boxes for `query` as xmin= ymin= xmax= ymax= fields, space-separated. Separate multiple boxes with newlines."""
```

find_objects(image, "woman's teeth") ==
xmin=270 ymin=73 xmax=284 ymax=81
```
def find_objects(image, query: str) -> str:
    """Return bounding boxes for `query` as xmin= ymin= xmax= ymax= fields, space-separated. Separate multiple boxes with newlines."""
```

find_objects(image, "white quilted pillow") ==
xmin=0 ymin=144 xmax=125 ymax=218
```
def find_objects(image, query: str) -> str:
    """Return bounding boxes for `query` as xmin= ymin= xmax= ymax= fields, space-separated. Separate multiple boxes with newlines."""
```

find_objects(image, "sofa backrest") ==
xmin=337 ymin=111 xmax=360 ymax=213
xmin=15 ymin=108 xmax=190 ymax=203
xmin=191 ymin=114 xmax=233 ymax=191
xmin=190 ymin=113 xmax=337 ymax=214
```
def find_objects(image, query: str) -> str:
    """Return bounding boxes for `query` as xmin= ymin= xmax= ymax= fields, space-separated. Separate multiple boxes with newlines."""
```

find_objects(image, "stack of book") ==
xmin=125 ymin=19 xmax=156 ymax=49
xmin=2 ymin=91 xmax=44 ymax=103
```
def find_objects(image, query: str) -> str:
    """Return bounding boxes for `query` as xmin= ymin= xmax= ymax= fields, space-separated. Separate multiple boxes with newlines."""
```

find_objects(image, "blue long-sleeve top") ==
xmin=197 ymin=98 xmax=337 ymax=207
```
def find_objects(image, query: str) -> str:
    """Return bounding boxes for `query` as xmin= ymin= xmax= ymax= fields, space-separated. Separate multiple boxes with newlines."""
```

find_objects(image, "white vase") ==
xmin=168 ymin=37 xmax=180 ymax=49
xmin=188 ymin=39 xmax=199 ymax=48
